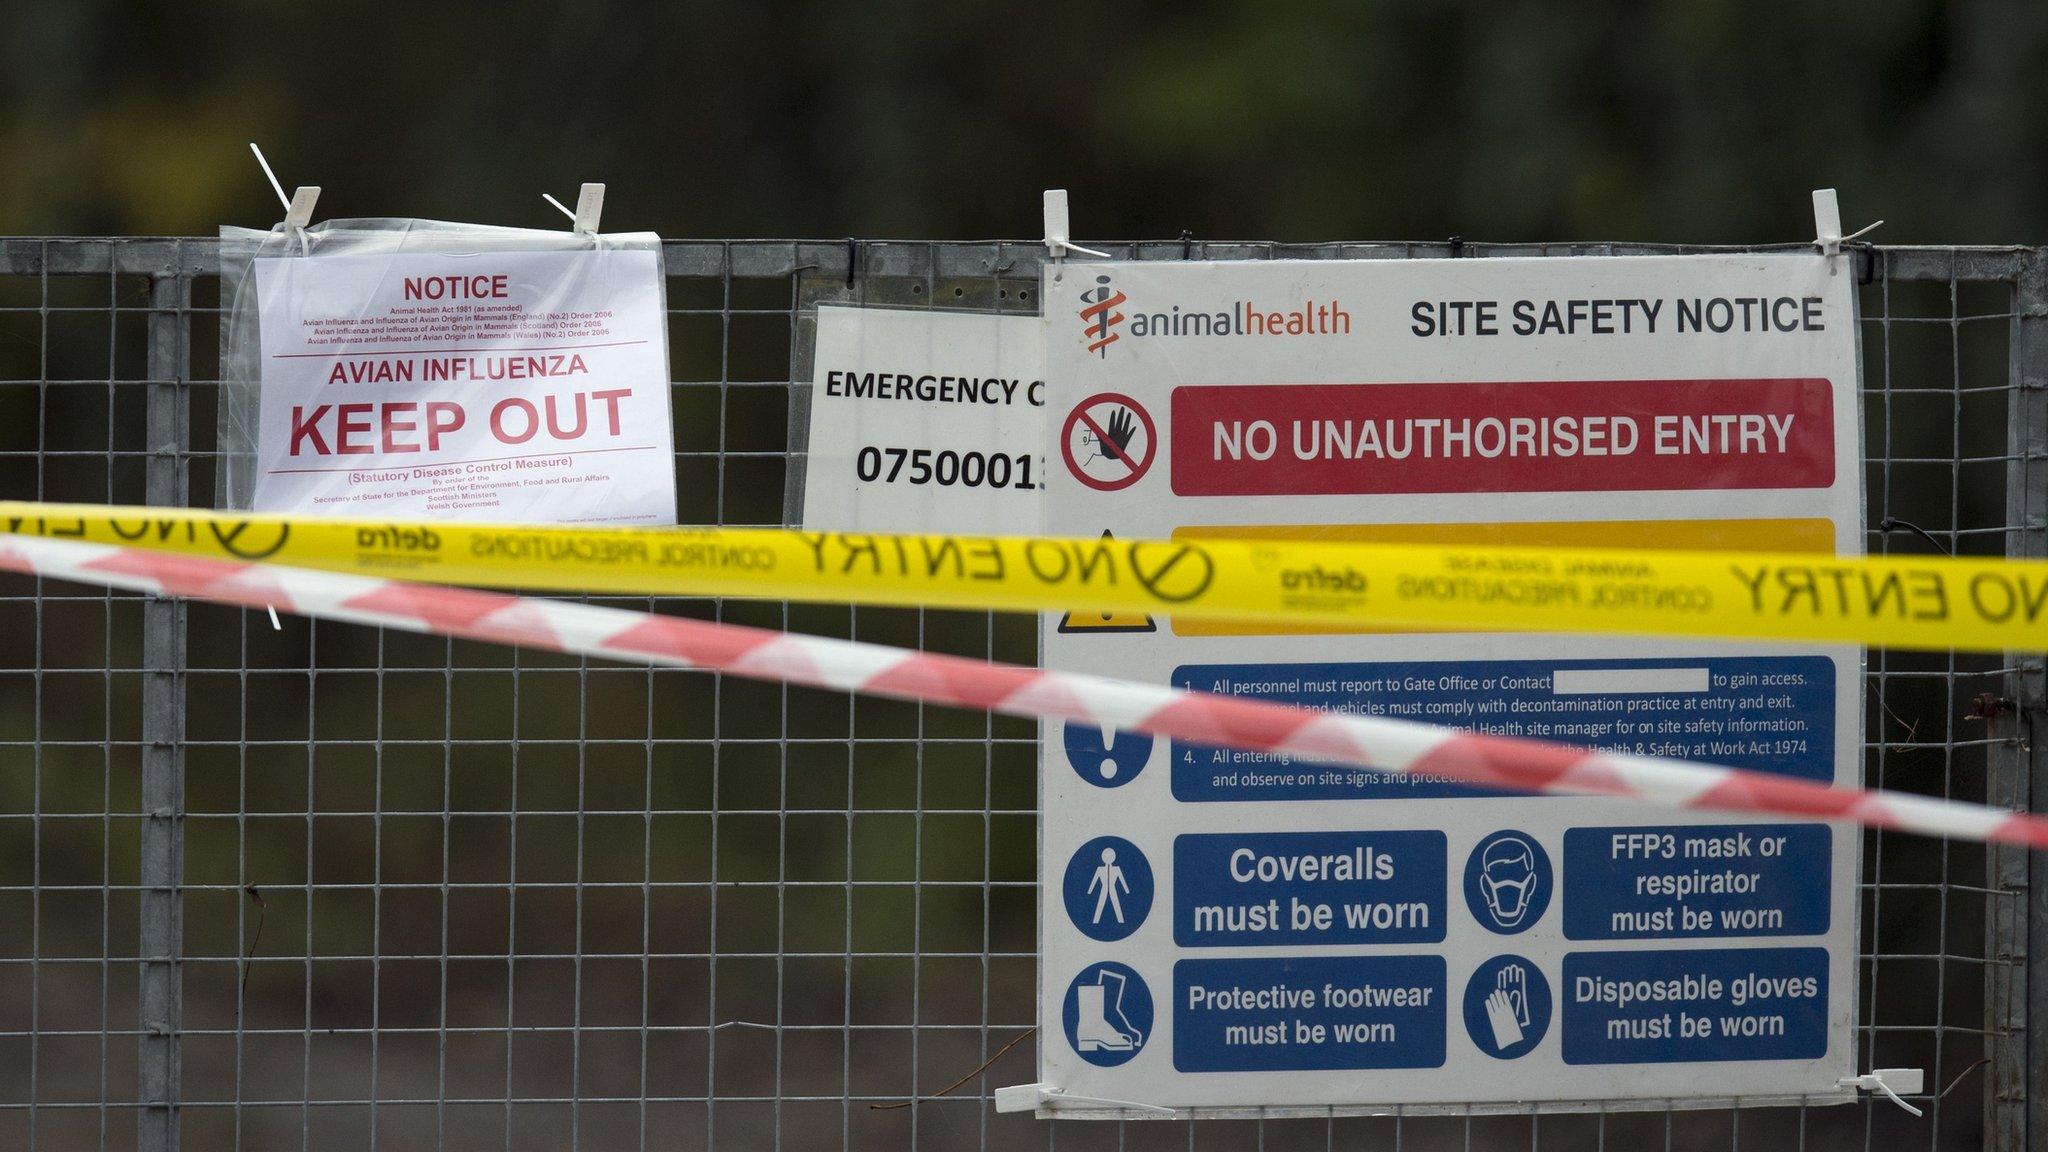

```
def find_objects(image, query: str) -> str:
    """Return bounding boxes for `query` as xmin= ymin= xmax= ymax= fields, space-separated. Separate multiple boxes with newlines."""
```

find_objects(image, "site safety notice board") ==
xmin=1036 ymin=255 xmax=1863 ymax=1114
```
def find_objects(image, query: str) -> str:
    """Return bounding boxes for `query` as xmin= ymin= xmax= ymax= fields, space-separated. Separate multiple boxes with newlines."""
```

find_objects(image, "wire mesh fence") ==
xmin=0 ymin=237 xmax=2040 ymax=1151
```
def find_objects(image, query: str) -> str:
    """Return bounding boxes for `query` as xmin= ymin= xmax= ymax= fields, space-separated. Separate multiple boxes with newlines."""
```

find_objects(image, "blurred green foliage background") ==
xmin=2 ymin=1 xmax=2042 ymax=244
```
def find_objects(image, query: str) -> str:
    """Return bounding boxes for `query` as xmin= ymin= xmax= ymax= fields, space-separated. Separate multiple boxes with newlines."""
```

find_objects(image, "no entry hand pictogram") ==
xmin=1062 ymin=393 xmax=1157 ymax=491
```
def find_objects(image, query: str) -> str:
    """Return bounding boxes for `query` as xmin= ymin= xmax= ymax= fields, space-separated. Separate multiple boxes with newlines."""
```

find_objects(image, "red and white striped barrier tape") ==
xmin=4 ymin=533 xmax=2044 ymax=848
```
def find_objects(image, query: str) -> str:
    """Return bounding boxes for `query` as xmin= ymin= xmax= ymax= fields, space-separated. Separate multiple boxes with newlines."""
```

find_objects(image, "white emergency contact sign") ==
xmin=799 ymin=305 xmax=1045 ymax=534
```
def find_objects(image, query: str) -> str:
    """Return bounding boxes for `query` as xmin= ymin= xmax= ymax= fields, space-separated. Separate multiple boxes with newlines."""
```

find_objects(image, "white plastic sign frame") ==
xmin=1031 ymin=253 xmax=1864 ymax=1117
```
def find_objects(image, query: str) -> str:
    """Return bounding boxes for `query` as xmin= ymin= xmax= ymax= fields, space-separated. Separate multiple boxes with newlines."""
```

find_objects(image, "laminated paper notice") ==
xmin=249 ymin=249 xmax=676 ymax=524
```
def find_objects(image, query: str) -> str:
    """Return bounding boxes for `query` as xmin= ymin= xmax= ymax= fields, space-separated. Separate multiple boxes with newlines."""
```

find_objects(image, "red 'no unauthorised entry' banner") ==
xmin=1169 ymin=378 xmax=1836 ymax=496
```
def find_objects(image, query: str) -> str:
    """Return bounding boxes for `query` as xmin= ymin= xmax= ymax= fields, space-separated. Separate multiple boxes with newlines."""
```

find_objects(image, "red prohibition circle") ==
xmin=1061 ymin=393 xmax=1158 ymax=492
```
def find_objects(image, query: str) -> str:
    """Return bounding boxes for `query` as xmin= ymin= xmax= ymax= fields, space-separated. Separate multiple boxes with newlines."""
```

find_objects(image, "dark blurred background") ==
xmin=0 ymin=4 xmax=2040 ymax=1149
xmin=2 ymin=1 xmax=2042 ymax=244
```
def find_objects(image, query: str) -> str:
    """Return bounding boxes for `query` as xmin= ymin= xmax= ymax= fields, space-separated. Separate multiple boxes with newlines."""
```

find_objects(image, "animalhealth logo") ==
xmin=1079 ymin=275 xmax=1128 ymax=357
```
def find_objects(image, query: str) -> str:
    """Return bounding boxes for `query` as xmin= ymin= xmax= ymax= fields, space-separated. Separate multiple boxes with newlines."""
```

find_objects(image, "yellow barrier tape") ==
xmin=2 ymin=501 xmax=2042 ymax=653
xmin=1169 ymin=518 xmax=1836 ymax=636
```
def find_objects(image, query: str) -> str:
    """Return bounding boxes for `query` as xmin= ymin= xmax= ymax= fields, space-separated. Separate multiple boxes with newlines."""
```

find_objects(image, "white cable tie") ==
xmin=1053 ymin=239 xmax=1113 ymax=260
xmin=1812 ymin=189 xmax=1844 ymax=257
xmin=249 ymin=143 xmax=291 ymax=213
xmin=995 ymin=1081 xmax=1177 ymax=1116
xmin=282 ymin=187 xmax=321 ymax=232
xmin=991 ymin=1082 xmax=1046 ymax=1113
xmin=265 ymin=603 xmax=281 ymax=632
xmin=1042 ymin=189 xmax=1111 ymax=262
xmin=1839 ymin=1069 xmax=1925 ymax=1117
xmin=1039 ymin=1087 xmax=1178 ymax=1116
xmin=571 ymin=183 xmax=604 ymax=236
xmin=250 ymin=143 xmax=320 ymax=247
xmin=544 ymin=185 xmax=605 ymax=240
xmin=1811 ymin=188 xmax=1880 ymax=265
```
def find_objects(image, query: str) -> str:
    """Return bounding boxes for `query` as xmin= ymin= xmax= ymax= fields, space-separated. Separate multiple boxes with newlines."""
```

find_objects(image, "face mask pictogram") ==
xmin=1464 ymin=832 xmax=1552 ymax=935
xmin=1479 ymin=839 xmax=1540 ymax=927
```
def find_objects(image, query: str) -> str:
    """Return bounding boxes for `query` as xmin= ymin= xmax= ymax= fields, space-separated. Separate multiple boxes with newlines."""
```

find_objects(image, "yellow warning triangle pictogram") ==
xmin=1057 ymin=607 xmax=1157 ymax=634
xmin=1057 ymin=530 xmax=1157 ymax=634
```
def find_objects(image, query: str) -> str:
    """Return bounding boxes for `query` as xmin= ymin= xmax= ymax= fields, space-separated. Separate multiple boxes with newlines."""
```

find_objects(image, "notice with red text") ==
xmin=250 ymin=249 xmax=676 ymax=523
xmin=1035 ymin=255 xmax=1863 ymax=1115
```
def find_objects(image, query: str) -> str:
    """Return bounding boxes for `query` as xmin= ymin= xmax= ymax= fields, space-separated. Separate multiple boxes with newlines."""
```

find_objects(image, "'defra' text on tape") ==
xmin=3 ymin=501 xmax=2047 ymax=653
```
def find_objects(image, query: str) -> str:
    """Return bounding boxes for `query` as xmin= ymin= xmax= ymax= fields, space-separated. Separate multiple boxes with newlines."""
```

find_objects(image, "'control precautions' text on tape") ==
xmin=1 ymin=501 xmax=2041 ymax=653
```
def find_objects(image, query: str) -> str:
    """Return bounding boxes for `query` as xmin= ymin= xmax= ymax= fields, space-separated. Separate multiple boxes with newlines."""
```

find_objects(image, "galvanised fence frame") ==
xmin=0 ymin=236 xmax=2039 ymax=1152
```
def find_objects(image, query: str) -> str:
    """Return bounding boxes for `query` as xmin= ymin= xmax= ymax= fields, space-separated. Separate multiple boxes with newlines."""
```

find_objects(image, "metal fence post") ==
xmin=138 ymin=266 xmax=190 ymax=1152
xmin=1990 ymin=249 xmax=2048 ymax=1151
